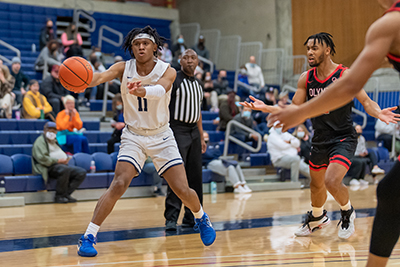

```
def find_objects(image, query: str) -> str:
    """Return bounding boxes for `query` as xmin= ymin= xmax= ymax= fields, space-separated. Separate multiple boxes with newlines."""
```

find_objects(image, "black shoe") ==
xmin=66 ymin=195 xmax=77 ymax=203
xmin=153 ymin=188 xmax=165 ymax=197
xmin=55 ymin=196 xmax=69 ymax=203
xmin=181 ymin=218 xmax=195 ymax=228
xmin=165 ymin=220 xmax=177 ymax=231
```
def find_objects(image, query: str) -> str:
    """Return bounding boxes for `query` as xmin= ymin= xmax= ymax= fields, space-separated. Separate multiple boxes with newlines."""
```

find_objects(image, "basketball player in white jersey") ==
xmin=77 ymin=26 xmax=216 ymax=257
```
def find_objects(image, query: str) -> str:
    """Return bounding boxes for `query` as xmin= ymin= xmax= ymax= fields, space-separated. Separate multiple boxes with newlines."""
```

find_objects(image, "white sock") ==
xmin=340 ymin=200 xmax=352 ymax=211
xmin=84 ymin=222 xmax=100 ymax=238
xmin=312 ymin=206 xmax=324 ymax=218
xmin=192 ymin=206 xmax=204 ymax=219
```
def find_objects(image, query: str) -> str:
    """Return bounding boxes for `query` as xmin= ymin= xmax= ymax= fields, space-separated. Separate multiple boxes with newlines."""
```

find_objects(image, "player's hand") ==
xmin=378 ymin=106 xmax=400 ymax=124
xmin=127 ymin=81 xmax=146 ymax=97
xmin=268 ymin=104 xmax=307 ymax=132
xmin=240 ymin=96 xmax=281 ymax=113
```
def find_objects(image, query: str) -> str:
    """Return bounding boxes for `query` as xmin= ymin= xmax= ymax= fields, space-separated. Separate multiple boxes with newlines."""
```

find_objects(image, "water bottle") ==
xmin=40 ymin=109 xmax=44 ymax=119
xmin=90 ymin=160 xmax=96 ymax=173
xmin=15 ymin=110 xmax=20 ymax=120
xmin=210 ymin=181 xmax=217 ymax=195
xmin=31 ymin=43 xmax=36 ymax=53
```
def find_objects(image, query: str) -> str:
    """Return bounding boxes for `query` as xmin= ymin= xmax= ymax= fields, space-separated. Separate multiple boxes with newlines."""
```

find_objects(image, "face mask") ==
xmin=297 ymin=132 xmax=305 ymax=138
xmin=178 ymin=59 xmax=181 ymax=64
xmin=46 ymin=131 xmax=56 ymax=141
xmin=95 ymin=51 xmax=102 ymax=58
xmin=221 ymin=76 xmax=227 ymax=80
xmin=242 ymin=111 xmax=251 ymax=118
xmin=275 ymin=127 xmax=282 ymax=134
xmin=116 ymin=104 xmax=123 ymax=110
xmin=178 ymin=38 xmax=184 ymax=44
xmin=250 ymin=63 xmax=256 ymax=68
xmin=205 ymin=76 xmax=211 ymax=81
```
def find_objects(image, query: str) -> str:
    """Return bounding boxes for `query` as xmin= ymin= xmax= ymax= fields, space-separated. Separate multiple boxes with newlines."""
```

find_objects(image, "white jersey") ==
xmin=121 ymin=59 xmax=171 ymax=134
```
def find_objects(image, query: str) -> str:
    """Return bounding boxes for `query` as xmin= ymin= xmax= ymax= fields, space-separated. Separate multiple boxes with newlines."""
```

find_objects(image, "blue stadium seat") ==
xmin=114 ymin=143 xmax=121 ymax=153
xmin=10 ymin=131 xmax=29 ymax=144
xmin=2 ymin=145 xmax=23 ymax=156
xmin=201 ymin=111 xmax=219 ymax=121
xmin=92 ymin=152 xmax=113 ymax=172
xmin=17 ymin=119 xmax=36 ymax=130
xmin=0 ymin=155 xmax=13 ymax=175
xmin=89 ymin=143 xmax=108 ymax=154
xmin=208 ymin=131 xmax=225 ymax=142
xmin=110 ymin=152 xmax=118 ymax=170
xmin=83 ymin=121 xmax=100 ymax=131
xmin=0 ymin=132 xmax=11 ymax=144
xmin=78 ymin=173 xmax=109 ymax=189
xmin=84 ymin=132 xmax=98 ymax=143
xmin=0 ymin=119 xmax=18 ymax=130
xmin=11 ymin=154 xmax=32 ymax=175
xmin=98 ymin=132 xmax=112 ymax=143
xmin=72 ymin=153 xmax=92 ymax=172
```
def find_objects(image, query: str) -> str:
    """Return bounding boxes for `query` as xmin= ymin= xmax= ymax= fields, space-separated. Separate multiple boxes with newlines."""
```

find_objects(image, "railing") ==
xmin=74 ymin=10 xmax=96 ymax=33
xmin=198 ymin=55 xmax=214 ymax=74
xmin=260 ymin=48 xmax=284 ymax=88
xmin=239 ymin=42 xmax=263 ymax=68
xmin=217 ymin=35 xmax=241 ymax=71
xmin=98 ymin=25 xmax=124 ymax=50
xmin=234 ymin=79 xmax=259 ymax=94
xmin=0 ymin=40 xmax=20 ymax=64
xmin=101 ymin=82 xmax=115 ymax=122
xmin=222 ymin=120 xmax=262 ymax=158
xmin=74 ymin=0 xmax=94 ymax=15
xmin=179 ymin=23 xmax=200 ymax=48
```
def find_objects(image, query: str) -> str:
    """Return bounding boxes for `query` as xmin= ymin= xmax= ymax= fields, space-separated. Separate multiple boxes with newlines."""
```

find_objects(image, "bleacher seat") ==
xmin=0 ymin=154 xmax=13 ymax=175
xmin=110 ymin=152 xmax=118 ymax=170
xmin=92 ymin=152 xmax=113 ymax=172
xmin=72 ymin=153 xmax=92 ymax=172
xmin=11 ymin=154 xmax=32 ymax=175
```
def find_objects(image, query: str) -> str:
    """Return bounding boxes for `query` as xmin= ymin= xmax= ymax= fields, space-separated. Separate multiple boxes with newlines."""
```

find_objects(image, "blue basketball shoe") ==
xmin=77 ymin=234 xmax=98 ymax=257
xmin=194 ymin=213 xmax=216 ymax=246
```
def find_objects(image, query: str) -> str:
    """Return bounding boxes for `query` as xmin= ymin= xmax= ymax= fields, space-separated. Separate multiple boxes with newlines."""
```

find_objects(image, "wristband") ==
xmin=144 ymin=84 xmax=165 ymax=100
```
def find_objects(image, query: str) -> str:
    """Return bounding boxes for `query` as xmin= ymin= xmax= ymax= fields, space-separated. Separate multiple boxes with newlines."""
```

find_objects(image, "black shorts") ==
xmin=309 ymin=138 xmax=357 ymax=172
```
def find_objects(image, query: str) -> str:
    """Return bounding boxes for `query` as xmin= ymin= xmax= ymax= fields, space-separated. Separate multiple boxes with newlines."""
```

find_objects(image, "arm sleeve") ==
xmin=61 ymin=33 xmax=75 ymax=46
xmin=32 ymin=140 xmax=58 ymax=167
xmin=56 ymin=111 xmax=71 ymax=131
xmin=23 ymin=97 xmax=41 ymax=118
xmin=42 ymin=95 xmax=53 ymax=114
xmin=258 ymin=67 xmax=265 ymax=87
xmin=71 ymin=112 xmax=83 ymax=130
xmin=77 ymin=33 xmax=83 ymax=45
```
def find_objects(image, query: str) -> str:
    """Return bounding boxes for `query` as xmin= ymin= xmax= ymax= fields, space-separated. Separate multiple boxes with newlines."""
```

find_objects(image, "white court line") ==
xmin=49 ymin=248 xmax=400 ymax=267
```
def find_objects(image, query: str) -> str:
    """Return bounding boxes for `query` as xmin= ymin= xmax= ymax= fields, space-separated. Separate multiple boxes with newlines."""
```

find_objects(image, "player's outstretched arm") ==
xmin=240 ymin=96 xmax=281 ymax=113
xmin=270 ymin=13 xmax=399 ymax=131
xmin=88 ymin=61 xmax=125 ymax=88
xmin=128 ymin=67 xmax=176 ymax=98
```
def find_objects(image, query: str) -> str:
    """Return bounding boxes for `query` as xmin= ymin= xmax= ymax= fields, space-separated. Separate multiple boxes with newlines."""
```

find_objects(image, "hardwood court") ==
xmin=1 ymin=185 xmax=400 ymax=266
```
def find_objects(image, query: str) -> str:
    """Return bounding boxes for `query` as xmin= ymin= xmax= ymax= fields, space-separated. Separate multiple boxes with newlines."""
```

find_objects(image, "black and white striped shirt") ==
xmin=169 ymin=71 xmax=203 ymax=125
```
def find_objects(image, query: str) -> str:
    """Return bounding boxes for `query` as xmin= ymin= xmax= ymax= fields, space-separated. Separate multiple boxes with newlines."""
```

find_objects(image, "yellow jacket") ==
xmin=22 ymin=90 xmax=53 ymax=119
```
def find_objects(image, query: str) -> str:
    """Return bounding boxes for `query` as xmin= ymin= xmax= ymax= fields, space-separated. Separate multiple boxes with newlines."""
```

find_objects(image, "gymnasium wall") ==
xmin=291 ymin=0 xmax=385 ymax=67
xmin=176 ymin=0 xmax=279 ymax=50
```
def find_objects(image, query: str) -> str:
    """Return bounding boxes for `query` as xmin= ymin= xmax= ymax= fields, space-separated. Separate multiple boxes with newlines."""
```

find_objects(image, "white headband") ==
xmin=132 ymin=33 xmax=155 ymax=44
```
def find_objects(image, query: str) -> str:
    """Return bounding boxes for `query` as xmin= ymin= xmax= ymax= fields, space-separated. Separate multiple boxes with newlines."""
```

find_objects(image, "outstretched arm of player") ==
xmin=356 ymin=85 xmax=400 ymax=124
xmin=88 ymin=61 xmax=125 ymax=88
xmin=270 ymin=13 xmax=399 ymax=131
xmin=127 ymin=67 xmax=176 ymax=98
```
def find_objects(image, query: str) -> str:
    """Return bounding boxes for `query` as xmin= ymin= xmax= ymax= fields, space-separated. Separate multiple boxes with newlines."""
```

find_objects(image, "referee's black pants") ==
xmin=164 ymin=123 xmax=203 ymax=225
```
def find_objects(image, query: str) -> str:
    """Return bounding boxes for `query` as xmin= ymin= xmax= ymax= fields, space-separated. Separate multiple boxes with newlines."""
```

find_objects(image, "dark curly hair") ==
xmin=304 ymin=32 xmax=336 ymax=56
xmin=122 ymin=25 xmax=166 ymax=58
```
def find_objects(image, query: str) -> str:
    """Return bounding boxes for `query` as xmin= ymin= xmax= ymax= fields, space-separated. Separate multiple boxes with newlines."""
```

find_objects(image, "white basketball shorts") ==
xmin=117 ymin=127 xmax=183 ymax=176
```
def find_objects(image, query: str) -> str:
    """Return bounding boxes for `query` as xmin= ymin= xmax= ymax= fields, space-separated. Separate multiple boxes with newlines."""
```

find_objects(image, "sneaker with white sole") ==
xmin=371 ymin=167 xmax=385 ymax=175
xmin=349 ymin=179 xmax=360 ymax=185
xmin=338 ymin=206 xmax=356 ymax=239
xmin=295 ymin=210 xmax=331 ymax=236
xmin=234 ymin=186 xmax=248 ymax=194
xmin=242 ymin=184 xmax=252 ymax=193
xmin=359 ymin=179 xmax=369 ymax=186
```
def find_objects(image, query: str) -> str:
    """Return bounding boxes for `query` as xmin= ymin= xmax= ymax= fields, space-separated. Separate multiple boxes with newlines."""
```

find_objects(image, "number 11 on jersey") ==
xmin=137 ymin=97 xmax=148 ymax=112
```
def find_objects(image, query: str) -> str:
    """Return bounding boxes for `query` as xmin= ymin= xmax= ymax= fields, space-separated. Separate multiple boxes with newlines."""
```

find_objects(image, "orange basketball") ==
xmin=59 ymin=57 xmax=93 ymax=93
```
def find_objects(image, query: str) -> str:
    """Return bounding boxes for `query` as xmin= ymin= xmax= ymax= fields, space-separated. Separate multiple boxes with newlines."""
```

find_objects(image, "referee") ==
xmin=164 ymin=49 xmax=207 ymax=231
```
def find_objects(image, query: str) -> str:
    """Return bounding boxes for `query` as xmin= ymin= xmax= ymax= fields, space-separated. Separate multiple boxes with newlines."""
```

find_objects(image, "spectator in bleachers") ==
xmin=160 ymin=43 xmax=172 ymax=63
xmin=34 ymin=40 xmax=62 ymax=72
xmin=56 ymin=95 xmax=89 ymax=154
xmin=354 ymin=124 xmax=385 ymax=176
xmin=86 ymin=52 xmax=106 ymax=101
xmin=41 ymin=64 xmax=68 ymax=114
xmin=22 ymin=80 xmax=55 ymax=120
xmin=39 ymin=19 xmax=56 ymax=50
xmin=218 ymin=91 xmax=239 ymax=131
xmin=293 ymin=124 xmax=311 ymax=165
xmin=375 ymin=116 xmax=400 ymax=153
xmin=213 ymin=69 xmax=231 ymax=96
xmin=192 ymin=35 xmax=210 ymax=60
xmin=107 ymin=93 xmax=125 ymax=154
xmin=268 ymin=122 xmax=311 ymax=183
xmin=230 ymin=106 xmax=259 ymax=148
xmin=236 ymin=65 xmax=251 ymax=100
xmin=171 ymin=34 xmax=187 ymax=60
xmin=143 ymin=157 xmax=165 ymax=196
xmin=0 ymin=65 xmax=15 ymax=118
xmin=32 ymin=121 xmax=86 ymax=203
xmin=10 ymin=57 xmax=29 ymax=105
xmin=201 ymin=71 xmax=215 ymax=111
xmin=263 ymin=86 xmax=277 ymax=106
xmin=245 ymin=56 xmax=264 ymax=92
xmin=61 ymin=22 xmax=83 ymax=58
xmin=170 ymin=51 xmax=182 ymax=71
xmin=278 ymin=91 xmax=290 ymax=107
xmin=202 ymin=131 xmax=251 ymax=193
